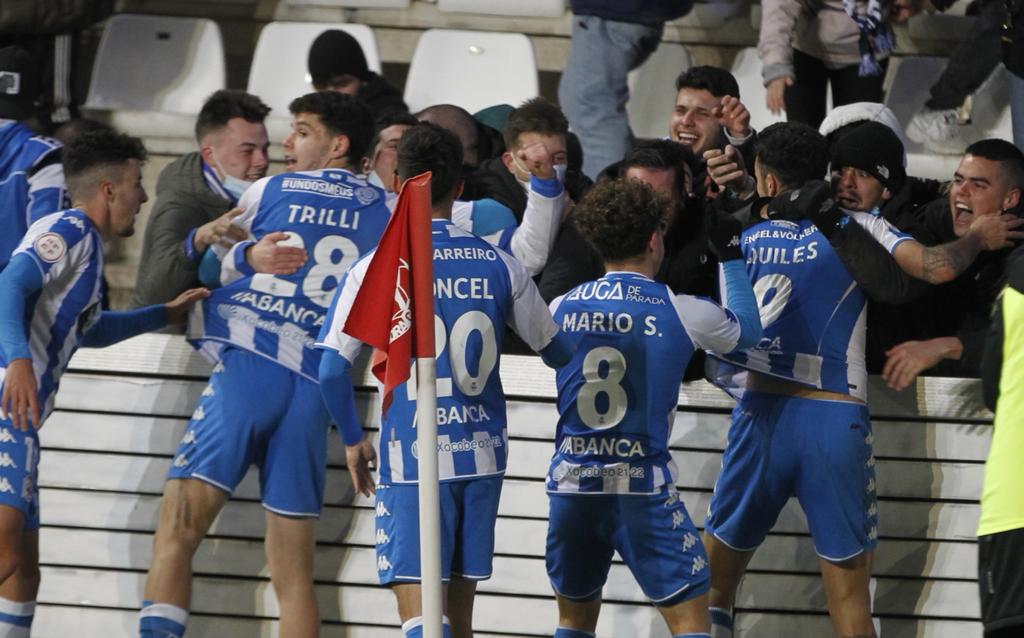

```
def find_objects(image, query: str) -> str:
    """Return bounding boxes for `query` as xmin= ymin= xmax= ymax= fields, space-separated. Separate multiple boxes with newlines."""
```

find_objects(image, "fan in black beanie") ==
xmin=306 ymin=29 xmax=408 ymax=119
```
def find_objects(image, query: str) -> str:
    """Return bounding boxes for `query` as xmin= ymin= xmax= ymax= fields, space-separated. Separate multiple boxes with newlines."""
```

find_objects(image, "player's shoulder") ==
xmin=20 ymin=209 xmax=96 ymax=262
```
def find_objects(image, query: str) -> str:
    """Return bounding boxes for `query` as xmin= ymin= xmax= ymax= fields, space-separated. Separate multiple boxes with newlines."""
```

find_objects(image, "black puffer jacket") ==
xmin=570 ymin=0 xmax=692 ymax=24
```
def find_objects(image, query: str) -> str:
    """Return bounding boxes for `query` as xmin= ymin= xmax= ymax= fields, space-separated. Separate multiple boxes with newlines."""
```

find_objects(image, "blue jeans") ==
xmin=1009 ymin=68 xmax=1024 ymax=150
xmin=557 ymin=14 xmax=663 ymax=180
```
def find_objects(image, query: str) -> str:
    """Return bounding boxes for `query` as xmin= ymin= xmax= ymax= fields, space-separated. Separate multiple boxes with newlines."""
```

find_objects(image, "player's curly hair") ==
xmin=397 ymin=122 xmax=464 ymax=207
xmin=573 ymin=178 xmax=669 ymax=263
xmin=755 ymin=122 xmax=830 ymax=190
xmin=63 ymin=130 xmax=147 ymax=198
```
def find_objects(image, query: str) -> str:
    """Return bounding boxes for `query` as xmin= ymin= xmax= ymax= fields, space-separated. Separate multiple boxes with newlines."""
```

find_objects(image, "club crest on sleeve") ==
xmin=33 ymin=232 xmax=66 ymax=263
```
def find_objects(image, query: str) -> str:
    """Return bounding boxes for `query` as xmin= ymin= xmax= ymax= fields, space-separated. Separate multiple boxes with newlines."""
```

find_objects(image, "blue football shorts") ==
xmin=167 ymin=347 xmax=331 ymax=517
xmin=546 ymin=486 xmax=710 ymax=606
xmin=374 ymin=475 xmax=503 ymax=585
xmin=0 ymin=419 xmax=40 ymax=530
xmin=705 ymin=391 xmax=878 ymax=562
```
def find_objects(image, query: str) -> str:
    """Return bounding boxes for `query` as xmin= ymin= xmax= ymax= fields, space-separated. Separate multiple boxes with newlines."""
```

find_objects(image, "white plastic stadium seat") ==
xmin=85 ymin=14 xmax=225 ymax=114
xmin=438 ymin=0 xmax=566 ymax=17
xmin=247 ymin=21 xmax=381 ymax=135
xmin=403 ymin=29 xmax=540 ymax=114
xmin=883 ymin=56 xmax=1012 ymax=181
xmin=627 ymin=42 xmax=693 ymax=139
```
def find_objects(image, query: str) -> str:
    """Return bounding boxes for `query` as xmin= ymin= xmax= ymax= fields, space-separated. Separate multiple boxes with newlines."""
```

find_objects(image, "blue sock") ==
xmin=139 ymin=602 xmax=188 ymax=638
xmin=0 ymin=597 xmax=34 ymax=637
xmin=554 ymin=628 xmax=596 ymax=638
xmin=401 ymin=615 xmax=452 ymax=638
xmin=709 ymin=606 xmax=733 ymax=638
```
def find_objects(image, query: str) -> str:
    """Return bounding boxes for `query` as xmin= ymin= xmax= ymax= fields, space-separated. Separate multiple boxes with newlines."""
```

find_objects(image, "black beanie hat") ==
xmin=831 ymin=121 xmax=906 ymax=193
xmin=0 ymin=46 xmax=39 ymax=121
xmin=308 ymin=30 xmax=371 ymax=86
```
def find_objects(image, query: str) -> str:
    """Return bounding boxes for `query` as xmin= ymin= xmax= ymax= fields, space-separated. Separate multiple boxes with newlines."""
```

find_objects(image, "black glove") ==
xmin=766 ymin=180 xmax=846 ymax=239
xmin=704 ymin=206 xmax=744 ymax=262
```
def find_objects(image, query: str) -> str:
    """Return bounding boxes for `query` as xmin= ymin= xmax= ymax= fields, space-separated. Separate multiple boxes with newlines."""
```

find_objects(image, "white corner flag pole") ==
xmin=416 ymin=355 xmax=443 ymax=638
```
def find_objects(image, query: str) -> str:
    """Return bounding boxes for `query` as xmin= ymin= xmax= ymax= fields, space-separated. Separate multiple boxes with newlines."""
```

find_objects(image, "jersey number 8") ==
xmin=577 ymin=346 xmax=628 ymax=430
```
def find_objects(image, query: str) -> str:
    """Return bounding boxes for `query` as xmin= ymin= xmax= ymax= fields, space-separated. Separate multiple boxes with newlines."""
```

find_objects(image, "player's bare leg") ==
xmin=393 ymin=582 xmax=454 ymax=637
xmin=265 ymin=512 xmax=319 ymax=637
xmin=144 ymin=478 xmax=228 ymax=607
xmin=820 ymin=551 xmax=876 ymax=638
xmin=658 ymin=591 xmax=711 ymax=635
xmin=554 ymin=593 xmax=601 ymax=635
xmin=703 ymin=533 xmax=755 ymax=636
xmin=446 ymin=576 xmax=477 ymax=638
xmin=0 ymin=507 xmax=36 ymax=600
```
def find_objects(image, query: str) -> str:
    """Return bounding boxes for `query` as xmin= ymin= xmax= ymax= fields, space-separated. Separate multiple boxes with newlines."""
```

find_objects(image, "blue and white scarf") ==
xmin=843 ymin=0 xmax=894 ymax=77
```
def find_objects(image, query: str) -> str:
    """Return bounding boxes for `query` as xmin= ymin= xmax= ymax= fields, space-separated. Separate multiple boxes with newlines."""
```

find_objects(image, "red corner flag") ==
xmin=343 ymin=172 xmax=436 ymax=415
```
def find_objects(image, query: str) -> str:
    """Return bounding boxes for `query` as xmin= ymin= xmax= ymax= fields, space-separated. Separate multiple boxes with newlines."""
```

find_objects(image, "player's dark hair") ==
xmin=367 ymin=111 xmax=419 ymax=158
xmin=397 ymin=122 xmax=464 ymax=207
xmin=674 ymin=65 xmax=740 ymax=99
xmin=616 ymin=139 xmax=697 ymax=198
xmin=63 ymin=130 xmax=147 ymax=197
xmin=194 ymin=90 xmax=271 ymax=142
xmin=503 ymin=97 xmax=568 ymax=150
xmin=755 ymin=122 xmax=830 ymax=190
xmin=574 ymin=178 xmax=669 ymax=263
xmin=965 ymin=138 xmax=1024 ymax=189
xmin=289 ymin=91 xmax=375 ymax=164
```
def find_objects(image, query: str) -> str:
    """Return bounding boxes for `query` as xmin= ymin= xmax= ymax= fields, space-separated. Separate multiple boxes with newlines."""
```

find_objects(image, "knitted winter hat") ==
xmin=308 ymin=30 xmax=371 ymax=86
xmin=831 ymin=121 xmax=906 ymax=193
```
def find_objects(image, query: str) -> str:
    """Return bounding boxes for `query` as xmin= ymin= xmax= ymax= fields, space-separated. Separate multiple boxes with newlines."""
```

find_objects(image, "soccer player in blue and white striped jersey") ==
xmin=0 ymin=46 xmax=67 ymax=271
xmin=318 ymin=123 xmax=572 ymax=638
xmin=141 ymin=92 xmax=389 ymax=638
xmin=0 ymin=130 xmax=207 ymax=636
xmin=702 ymin=123 xmax=911 ymax=638
xmin=545 ymin=178 xmax=762 ymax=638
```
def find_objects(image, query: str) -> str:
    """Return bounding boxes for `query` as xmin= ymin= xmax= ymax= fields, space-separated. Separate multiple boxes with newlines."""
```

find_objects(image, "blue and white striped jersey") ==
xmin=188 ymin=168 xmax=390 ymax=381
xmin=547 ymin=273 xmax=746 ymax=494
xmin=0 ymin=121 xmax=66 ymax=269
xmin=317 ymin=220 xmax=559 ymax=484
xmin=0 ymin=210 xmax=103 ymax=420
xmin=712 ymin=211 xmax=909 ymax=401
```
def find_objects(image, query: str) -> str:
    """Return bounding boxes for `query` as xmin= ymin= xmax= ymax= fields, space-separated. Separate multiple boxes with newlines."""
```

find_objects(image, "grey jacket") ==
xmin=131 ymin=152 xmax=231 ymax=307
xmin=758 ymin=0 xmax=891 ymax=84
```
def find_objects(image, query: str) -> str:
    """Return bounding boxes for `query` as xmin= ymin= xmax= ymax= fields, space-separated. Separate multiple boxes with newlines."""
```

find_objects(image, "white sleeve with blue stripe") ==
xmin=848 ymin=211 xmax=912 ymax=254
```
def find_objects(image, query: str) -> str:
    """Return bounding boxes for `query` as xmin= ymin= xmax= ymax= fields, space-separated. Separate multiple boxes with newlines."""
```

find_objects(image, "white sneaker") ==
xmin=907 ymin=108 xmax=966 ymax=155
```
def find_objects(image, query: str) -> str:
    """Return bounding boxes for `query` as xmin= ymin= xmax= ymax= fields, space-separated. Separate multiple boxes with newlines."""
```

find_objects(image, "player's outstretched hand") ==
xmin=0 ymin=359 xmax=40 ymax=431
xmin=247 ymin=232 xmax=308 ymax=275
xmin=713 ymin=95 xmax=752 ymax=139
xmin=703 ymin=145 xmax=753 ymax=195
xmin=165 ymin=287 xmax=211 ymax=324
xmin=882 ymin=337 xmax=960 ymax=391
xmin=346 ymin=439 xmax=377 ymax=497
xmin=518 ymin=142 xmax=556 ymax=180
xmin=705 ymin=207 xmax=744 ymax=262
xmin=968 ymin=213 xmax=1024 ymax=251
xmin=193 ymin=207 xmax=248 ymax=253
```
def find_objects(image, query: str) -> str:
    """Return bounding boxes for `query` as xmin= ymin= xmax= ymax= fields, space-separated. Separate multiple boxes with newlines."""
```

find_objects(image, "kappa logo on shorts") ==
xmin=212 ymin=361 xmax=225 ymax=374
xmin=377 ymin=556 xmax=393 ymax=572
xmin=0 ymin=478 xmax=14 ymax=494
xmin=671 ymin=510 xmax=686 ymax=530
xmin=21 ymin=476 xmax=33 ymax=501
xmin=0 ymin=453 xmax=17 ymax=469
xmin=868 ymin=503 xmax=877 ymax=517
xmin=682 ymin=532 xmax=698 ymax=552
xmin=376 ymin=501 xmax=391 ymax=517
xmin=183 ymin=430 xmax=196 ymax=445
xmin=691 ymin=555 xmax=706 ymax=575
xmin=0 ymin=429 xmax=15 ymax=444
xmin=33 ymin=232 xmax=67 ymax=263
xmin=174 ymin=454 xmax=189 ymax=468
xmin=201 ymin=385 xmax=215 ymax=397
xmin=866 ymin=478 xmax=876 ymax=494
xmin=868 ymin=526 xmax=878 ymax=541
xmin=663 ymin=491 xmax=680 ymax=508
xmin=192 ymin=406 xmax=205 ymax=421
xmin=375 ymin=528 xmax=390 ymax=545
xmin=866 ymin=457 xmax=875 ymax=468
